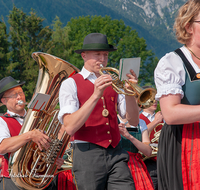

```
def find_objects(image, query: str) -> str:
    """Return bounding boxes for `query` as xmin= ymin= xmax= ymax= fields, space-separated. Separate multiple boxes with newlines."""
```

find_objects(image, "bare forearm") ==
xmin=125 ymin=96 xmax=139 ymax=126
xmin=160 ymin=94 xmax=200 ymax=125
xmin=63 ymin=94 xmax=99 ymax=135
xmin=127 ymin=135 xmax=152 ymax=157
xmin=161 ymin=104 xmax=200 ymax=125
xmin=147 ymin=120 xmax=159 ymax=133
xmin=0 ymin=132 xmax=32 ymax=154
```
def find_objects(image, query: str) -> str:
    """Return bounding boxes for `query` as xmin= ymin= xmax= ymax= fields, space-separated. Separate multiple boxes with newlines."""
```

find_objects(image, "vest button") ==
xmin=107 ymin=131 xmax=110 ymax=134
xmin=109 ymin=140 xmax=112 ymax=143
xmin=106 ymin=123 xmax=109 ymax=125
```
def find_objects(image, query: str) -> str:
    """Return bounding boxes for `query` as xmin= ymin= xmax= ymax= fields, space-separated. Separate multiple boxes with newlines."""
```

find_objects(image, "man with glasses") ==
xmin=0 ymin=76 xmax=63 ymax=190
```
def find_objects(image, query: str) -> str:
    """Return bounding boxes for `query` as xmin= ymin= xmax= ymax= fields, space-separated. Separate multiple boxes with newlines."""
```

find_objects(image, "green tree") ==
xmin=0 ymin=20 xmax=10 ymax=113
xmin=0 ymin=20 xmax=9 ymax=79
xmin=65 ymin=15 xmax=158 ymax=85
xmin=50 ymin=16 xmax=74 ymax=61
xmin=7 ymin=6 xmax=53 ymax=101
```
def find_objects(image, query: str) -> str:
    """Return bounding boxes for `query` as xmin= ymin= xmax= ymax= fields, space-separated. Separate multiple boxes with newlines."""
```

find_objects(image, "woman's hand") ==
xmin=118 ymin=123 xmax=131 ymax=139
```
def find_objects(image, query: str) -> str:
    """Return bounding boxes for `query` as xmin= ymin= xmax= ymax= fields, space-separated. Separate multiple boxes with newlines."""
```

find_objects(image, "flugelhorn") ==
xmin=99 ymin=64 xmax=156 ymax=109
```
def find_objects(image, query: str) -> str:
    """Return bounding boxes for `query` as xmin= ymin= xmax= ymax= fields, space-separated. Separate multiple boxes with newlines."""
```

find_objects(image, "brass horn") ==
xmin=99 ymin=64 xmax=156 ymax=109
xmin=9 ymin=52 xmax=80 ymax=190
xmin=141 ymin=122 xmax=164 ymax=161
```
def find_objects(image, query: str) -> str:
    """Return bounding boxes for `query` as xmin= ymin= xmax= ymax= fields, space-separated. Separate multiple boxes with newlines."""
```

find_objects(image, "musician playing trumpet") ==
xmin=58 ymin=33 xmax=139 ymax=190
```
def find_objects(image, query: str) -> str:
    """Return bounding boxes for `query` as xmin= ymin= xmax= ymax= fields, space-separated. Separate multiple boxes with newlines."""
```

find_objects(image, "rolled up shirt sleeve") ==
xmin=0 ymin=117 xmax=11 ymax=145
xmin=58 ymin=77 xmax=79 ymax=124
xmin=117 ymin=94 xmax=126 ymax=119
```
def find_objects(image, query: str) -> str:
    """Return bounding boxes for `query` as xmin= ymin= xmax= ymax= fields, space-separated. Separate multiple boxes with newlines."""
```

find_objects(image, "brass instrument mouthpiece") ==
xmin=18 ymin=100 xmax=28 ymax=105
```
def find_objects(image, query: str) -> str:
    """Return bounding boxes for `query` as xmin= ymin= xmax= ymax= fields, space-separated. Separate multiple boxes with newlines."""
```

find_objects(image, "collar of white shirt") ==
xmin=7 ymin=109 xmax=26 ymax=118
xmin=142 ymin=111 xmax=155 ymax=120
xmin=80 ymin=67 xmax=97 ymax=80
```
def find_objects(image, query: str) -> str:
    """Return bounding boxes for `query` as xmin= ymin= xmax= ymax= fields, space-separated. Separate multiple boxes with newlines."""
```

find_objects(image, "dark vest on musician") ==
xmin=120 ymin=127 xmax=142 ymax=153
xmin=71 ymin=73 xmax=120 ymax=148
xmin=0 ymin=114 xmax=22 ymax=177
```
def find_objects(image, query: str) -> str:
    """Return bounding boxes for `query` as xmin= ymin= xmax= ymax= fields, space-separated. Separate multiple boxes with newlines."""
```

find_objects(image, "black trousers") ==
xmin=44 ymin=176 xmax=58 ymax=190
xmin=0 ymin=176 xmax=58 ymax=190
xmin=0 ymin=177 xmax=20 ymax=190
xmin=144 ymin=159 xmax=158 ymax=190
xmin=72 ymin=143 xmax=135 ymax=190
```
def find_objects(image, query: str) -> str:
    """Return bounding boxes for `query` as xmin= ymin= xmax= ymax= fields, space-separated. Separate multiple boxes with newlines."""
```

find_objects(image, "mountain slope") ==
xmin=0 ymin=0 xmax=185 ymax=58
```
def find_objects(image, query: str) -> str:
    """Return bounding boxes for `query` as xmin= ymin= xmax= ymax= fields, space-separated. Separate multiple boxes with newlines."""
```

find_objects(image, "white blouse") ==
xmin=154 ymin=46 xmax=200 ymax=100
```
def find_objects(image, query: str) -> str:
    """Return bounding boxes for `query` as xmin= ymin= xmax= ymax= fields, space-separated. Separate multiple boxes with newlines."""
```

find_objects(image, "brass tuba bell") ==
xmin=99 ymin=64 xmax=156 ymax=109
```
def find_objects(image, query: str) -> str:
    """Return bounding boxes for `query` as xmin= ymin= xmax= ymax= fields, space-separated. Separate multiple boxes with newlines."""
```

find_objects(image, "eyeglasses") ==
xmin=3 ymin=91 xmax=24 ymax=99
xmin=194 ymin=21 xmax=200 ymax=24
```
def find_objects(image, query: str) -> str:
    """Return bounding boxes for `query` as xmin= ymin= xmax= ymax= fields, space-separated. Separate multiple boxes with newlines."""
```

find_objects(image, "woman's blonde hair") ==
xmin=174 ymin=0 xmax=200 ymax=44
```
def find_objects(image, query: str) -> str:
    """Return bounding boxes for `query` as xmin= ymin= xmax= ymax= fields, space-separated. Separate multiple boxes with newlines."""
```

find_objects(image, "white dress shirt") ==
xmin=141 ymin=111 xmax=155 ymax=123
xmin=154 ymin=45 xmax=200 ymax=100
xmin=0 ymin=110 xmax=26 ymax=144
xmin=58 ymin=66 xmax=127 ymax=124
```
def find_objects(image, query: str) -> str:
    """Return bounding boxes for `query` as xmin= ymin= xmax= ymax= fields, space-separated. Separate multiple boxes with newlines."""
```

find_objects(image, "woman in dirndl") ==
xmin=154 ymin=0 xmax=200 ymax=189
xmin=118 ymin=115 xmax=154 ymax=190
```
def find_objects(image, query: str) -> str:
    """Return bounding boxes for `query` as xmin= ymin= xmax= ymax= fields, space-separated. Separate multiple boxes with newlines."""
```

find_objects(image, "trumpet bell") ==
xmin=137 ymin=87 xmax=157 ymax=109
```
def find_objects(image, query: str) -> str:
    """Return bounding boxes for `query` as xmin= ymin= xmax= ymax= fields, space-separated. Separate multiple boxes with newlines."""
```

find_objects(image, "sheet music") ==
xmin=27 ymin=93 xmax=51 ymax=111
xmin=119 ymin=57 xmax=141 ymax=80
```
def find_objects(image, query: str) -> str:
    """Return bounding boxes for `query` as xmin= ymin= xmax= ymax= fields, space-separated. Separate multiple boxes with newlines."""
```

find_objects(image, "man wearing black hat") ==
xmin=58 ymin=33 xmax=139 ymax=190
xmin=0 ymin=76 xmax=62 ymax=190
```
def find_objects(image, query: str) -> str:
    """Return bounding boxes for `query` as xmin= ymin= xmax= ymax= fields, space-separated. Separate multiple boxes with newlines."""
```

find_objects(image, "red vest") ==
xmin=139 ymin=113 xmax=163 ymax=142
xmin=0 ymin=114 xmax=22 ymax=177
xmin=72 ymin=74 xmax=120 ymax=148
xmin=139 ymin=113 xmax=163 ymax=161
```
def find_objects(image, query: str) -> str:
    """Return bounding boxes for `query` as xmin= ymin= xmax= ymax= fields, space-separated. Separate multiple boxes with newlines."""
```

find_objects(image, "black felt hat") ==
xmin=0 ymin=76 xmax=25 ymax=103
xmin=74 ymin=33 xmax=117 ymax=54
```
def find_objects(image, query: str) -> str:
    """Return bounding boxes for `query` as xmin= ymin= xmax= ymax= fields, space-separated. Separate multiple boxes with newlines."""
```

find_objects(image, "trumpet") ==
xmin=99 ymin=64 xmax=156 ymax=109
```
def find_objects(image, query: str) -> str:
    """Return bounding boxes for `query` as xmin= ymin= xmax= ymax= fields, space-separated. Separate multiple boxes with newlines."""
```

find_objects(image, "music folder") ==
xmin=119 ymin=57 xmax=141 ymax=81
xmin=27 ymin=93 xmax=51 ymax=111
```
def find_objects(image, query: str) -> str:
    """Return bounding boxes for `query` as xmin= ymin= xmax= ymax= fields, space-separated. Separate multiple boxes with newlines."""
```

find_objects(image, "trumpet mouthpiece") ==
xmin=18 ymin=100 xmax=28 ymax=105
xmin=100 ymin=64 xmax=103 ymax=68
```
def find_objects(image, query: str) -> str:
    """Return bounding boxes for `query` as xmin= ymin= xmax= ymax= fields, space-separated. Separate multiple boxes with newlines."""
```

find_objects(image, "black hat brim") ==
xmin=0 ymin=81 xmax=25 ymax=103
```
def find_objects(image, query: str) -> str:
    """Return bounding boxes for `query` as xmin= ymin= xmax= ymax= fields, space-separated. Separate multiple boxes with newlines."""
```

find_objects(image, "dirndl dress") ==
xmin=157 ymin=48 xmax=200 ymax=190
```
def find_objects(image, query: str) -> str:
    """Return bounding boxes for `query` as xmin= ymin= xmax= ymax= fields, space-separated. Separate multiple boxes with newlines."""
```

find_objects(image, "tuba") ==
xmin=99 ymin=65 xmax=156 ymax=109
xmin=9 ymin=52 xmax=80 ymax=190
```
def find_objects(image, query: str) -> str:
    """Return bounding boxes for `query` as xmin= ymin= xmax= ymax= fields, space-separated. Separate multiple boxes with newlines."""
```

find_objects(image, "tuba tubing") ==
xmin=9 ymin=52 xmax=80 ymax=190
xmin=99 ymin=64 xmax=156 ymax=109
